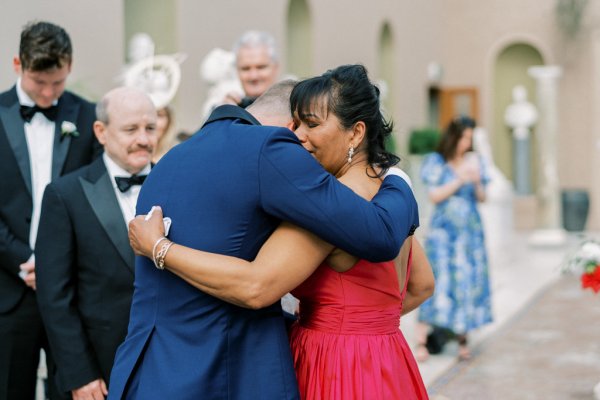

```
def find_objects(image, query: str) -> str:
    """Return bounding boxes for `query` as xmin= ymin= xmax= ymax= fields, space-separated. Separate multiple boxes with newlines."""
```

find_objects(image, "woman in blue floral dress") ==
xmin=416 ymin=116 xmax=492 ymax=361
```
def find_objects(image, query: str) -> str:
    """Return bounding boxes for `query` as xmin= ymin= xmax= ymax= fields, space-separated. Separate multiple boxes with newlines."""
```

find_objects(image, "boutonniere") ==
xmin=60 ymin=121 xmax=79 ymax=140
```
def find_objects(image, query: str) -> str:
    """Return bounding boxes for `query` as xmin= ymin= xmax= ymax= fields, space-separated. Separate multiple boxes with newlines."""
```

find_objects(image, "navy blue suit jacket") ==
xmin=108 ymin=106 xmax=418 ymax=400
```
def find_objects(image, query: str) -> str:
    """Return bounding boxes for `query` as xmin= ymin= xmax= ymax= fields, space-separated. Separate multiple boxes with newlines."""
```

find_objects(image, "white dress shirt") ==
xmin=16 ymin=79 xmax=56 ymax=250
xmin=103 ymin=153 xmax=151 ymax=227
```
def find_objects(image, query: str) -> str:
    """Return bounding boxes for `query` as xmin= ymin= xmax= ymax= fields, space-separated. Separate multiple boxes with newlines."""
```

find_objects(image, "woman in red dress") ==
xmin=129 ymin=64 xmax=432 ymax=399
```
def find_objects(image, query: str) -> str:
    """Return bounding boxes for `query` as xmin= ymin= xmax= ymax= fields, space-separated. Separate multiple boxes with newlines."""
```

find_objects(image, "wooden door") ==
xmin=439 ymin=87 xmax=479 ymax=129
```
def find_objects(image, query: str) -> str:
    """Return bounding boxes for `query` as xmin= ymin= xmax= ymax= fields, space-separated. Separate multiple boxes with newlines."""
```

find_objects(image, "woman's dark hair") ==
xmin=19 ymin=21 xmax=72 ymax=71
xmin=290 ymin=64 xmax=399 ymax=176
xmin=436 ymin=115 xmax=476 ymax=161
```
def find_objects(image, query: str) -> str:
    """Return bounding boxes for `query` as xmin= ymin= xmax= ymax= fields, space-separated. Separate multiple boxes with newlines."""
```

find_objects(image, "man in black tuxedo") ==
xmin=36 ymin=86 xmax=157 ymax=400
xmin=0 ymin=21 xmax=101 ymax=400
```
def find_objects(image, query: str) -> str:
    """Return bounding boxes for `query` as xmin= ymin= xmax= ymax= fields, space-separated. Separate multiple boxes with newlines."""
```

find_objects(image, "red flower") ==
xmin=581 ymin=265 xmax=600 ymax=293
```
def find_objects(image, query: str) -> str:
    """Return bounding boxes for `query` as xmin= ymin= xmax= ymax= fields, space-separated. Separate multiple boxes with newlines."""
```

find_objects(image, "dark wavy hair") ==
xmin=19 ymin=21 xmax=72 ymax=71
xmin=290 ymin=64 xmax=399 ymax=176
xmin=436 ymin=115 xmax=476 ymax=161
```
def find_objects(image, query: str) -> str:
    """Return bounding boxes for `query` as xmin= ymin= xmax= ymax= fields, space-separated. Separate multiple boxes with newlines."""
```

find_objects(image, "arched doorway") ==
xmin=493 ymin=43 xmax=544 ymax=192
xmin=286 ymin=0 xmax=313 ymax=79
xmin=124 ymin=0 xmax=176 ymax=59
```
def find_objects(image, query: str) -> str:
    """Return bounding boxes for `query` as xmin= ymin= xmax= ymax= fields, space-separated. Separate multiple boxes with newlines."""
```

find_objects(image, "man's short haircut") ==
xmin=233 ymin=30 xmax=278 ymax=63
xmin=247 ymin=79 xmax=297 ymax=120
xmin=19 ymin=21 xmax=72 ymax=71
xmin=95 ymin=96 xmax=110 ymax=125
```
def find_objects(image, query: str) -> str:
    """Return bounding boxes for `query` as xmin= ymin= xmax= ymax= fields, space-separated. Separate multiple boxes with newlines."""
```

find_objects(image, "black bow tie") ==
xmin=115 ymin=175 xmax=147 ymax=193
xmin=20 ymin=104 xmax=58 ymax=123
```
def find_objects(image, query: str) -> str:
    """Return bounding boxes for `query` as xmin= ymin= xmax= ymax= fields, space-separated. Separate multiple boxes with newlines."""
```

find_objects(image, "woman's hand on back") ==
xmin=129 ymin=206 xmax=166 ymax=258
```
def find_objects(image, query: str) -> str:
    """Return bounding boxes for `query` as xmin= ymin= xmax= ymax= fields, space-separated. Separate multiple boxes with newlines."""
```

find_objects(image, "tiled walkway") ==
xmin=427 ymin=274 xmax=600 ymax=399
xmin=401 ymin=190 xmax=600 ymax=398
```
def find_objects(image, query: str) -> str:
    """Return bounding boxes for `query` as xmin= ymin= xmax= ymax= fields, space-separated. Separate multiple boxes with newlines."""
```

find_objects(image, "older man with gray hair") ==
xmin=35 ymin=87 xmax=157 ymax=400
xmin=223 ymin=30 xmax=280 ymax=108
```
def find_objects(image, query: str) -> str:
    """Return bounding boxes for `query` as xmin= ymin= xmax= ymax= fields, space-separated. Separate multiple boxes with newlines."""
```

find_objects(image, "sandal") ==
xmin=457 ymin=335 xmax=471 ymax=361
xmin=415 ymin=343 xmax=430 ymax=362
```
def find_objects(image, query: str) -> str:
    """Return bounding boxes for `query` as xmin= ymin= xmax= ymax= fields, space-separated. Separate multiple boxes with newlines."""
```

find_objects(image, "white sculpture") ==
xmin=473 ymin=127 xmax=513 ymax=200
xmin=199 ymin=48 xmax=243 ymax=123
xmin=504 ymin=85 xmax=538 ymax=140
xmin=504 ymin=85 xmax=538 ymax=195
xmin=121 ymin=33 xmax=185 ymax=109
xmin=128 ymin=33 xmax=155 ymax=64
xmin=473 ymin=127 xmax=514 ymax=246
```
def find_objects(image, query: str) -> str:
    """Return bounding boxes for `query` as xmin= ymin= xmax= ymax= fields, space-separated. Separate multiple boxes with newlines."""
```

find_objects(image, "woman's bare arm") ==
xmin=401 ymin=238 xmax=435 ymax=315
xmin=130 ymin=211 xmax=333 ymax=310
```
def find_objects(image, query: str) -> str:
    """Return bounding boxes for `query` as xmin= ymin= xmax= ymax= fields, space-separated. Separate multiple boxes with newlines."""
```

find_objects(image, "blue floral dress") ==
xmin=418 ymin=152 xmax=493 ymax=333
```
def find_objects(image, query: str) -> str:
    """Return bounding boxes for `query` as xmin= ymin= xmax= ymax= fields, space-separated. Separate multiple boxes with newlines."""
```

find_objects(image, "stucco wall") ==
xmin=0 ymin=1 xmax=124 ymax=101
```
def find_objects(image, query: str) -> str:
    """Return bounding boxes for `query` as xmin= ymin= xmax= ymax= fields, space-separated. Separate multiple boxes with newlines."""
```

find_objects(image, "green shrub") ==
xmin=408 ymin=128 xmax=441 ymax=155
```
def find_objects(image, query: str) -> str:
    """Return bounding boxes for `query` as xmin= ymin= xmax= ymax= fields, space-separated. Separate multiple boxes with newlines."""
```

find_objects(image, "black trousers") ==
xmin=0 ymin=290 xmax=69 ymax=400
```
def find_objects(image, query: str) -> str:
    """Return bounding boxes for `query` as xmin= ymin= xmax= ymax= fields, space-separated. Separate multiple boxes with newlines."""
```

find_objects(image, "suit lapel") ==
xmin=52 ymin=96 xmax=80 ymax=180
xmin=0 ymin=102 xmax=32 ymax=195
xmin=80 ymin=159 xmax=134 ymax=272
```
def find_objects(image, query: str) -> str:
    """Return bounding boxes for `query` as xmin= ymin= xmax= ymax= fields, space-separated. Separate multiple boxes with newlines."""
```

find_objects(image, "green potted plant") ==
xmin=406 ymin=127 xmax=441 ymax=227
xmin=408 ymin=127 xmax=441 ymax=155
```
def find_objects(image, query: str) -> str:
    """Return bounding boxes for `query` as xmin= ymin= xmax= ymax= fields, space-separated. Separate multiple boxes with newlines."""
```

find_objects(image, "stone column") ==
xmin=527 ymin=66 xmax=566 ymax=245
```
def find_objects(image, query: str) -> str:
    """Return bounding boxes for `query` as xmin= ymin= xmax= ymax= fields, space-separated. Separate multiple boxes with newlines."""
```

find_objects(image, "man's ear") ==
xmin=13 ymin=57 xmax=22 ymax=75
xmin=93 ymin=121 xmax=107 ymax=145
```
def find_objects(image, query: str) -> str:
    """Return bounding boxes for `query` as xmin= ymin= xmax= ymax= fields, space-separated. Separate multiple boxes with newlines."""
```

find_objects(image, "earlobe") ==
xmin=13 ymin=57 xmax=21 ymax=74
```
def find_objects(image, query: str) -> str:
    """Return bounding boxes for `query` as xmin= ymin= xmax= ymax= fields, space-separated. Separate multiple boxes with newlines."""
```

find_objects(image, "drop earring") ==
xmin=347 ymin=146 xmax=354 ymax=164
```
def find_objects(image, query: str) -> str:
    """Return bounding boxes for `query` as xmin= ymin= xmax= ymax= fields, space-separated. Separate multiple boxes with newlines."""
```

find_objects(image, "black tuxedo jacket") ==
xmin=36 ymin=156 xmax=135 ymax=392
xmin=0 ymin=85 xmax=101 ymax=313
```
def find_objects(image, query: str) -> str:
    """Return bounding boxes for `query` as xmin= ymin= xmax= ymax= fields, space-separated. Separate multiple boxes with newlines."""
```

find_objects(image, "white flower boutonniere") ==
xmin=61 ymin=121 xmax=79 ymax=140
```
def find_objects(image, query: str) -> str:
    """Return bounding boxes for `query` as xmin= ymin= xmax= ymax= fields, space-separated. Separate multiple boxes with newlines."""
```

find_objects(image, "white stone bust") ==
xmin=122 ymin=33 xmax=182 ymax=109
xmin=128 ymin=33 xmax=155 ymax=64
xmin=199 ymin=48 xmax=243 ymax=122
xmin=504 ymin=85 xmax=538 ymax=140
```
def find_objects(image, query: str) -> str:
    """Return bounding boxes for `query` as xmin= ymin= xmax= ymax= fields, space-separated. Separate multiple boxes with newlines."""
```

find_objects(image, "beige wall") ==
xmin=0 ymin=1 xmax=124 ymax=101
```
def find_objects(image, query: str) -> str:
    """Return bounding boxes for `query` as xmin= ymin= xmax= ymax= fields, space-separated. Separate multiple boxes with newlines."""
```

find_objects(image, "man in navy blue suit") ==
xmin=109 ymin=80 xmax=416 ymax=399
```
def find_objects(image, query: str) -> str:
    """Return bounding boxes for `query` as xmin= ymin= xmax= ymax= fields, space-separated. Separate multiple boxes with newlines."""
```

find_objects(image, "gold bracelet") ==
xmin=154 ymin=240 xmax=174 ymax=270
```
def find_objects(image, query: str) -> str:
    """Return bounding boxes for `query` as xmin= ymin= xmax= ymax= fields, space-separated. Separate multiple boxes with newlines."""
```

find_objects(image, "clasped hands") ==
xmin=454 ymin=160 xmax=481 ymax=185
xmin=128 ymin=206 xmax=170 ymax=258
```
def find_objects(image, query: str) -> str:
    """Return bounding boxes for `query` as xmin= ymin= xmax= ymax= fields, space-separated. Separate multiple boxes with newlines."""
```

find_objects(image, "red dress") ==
xmin=290 ymin=257 xmax=429 ymax=400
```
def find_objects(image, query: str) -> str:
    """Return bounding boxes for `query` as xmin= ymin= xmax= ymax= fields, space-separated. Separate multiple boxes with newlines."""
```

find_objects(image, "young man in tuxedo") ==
xmin=36 ymin=87 xmax=157 ymax=400
xmin=0 ymin=21 xmax=101 ymax=400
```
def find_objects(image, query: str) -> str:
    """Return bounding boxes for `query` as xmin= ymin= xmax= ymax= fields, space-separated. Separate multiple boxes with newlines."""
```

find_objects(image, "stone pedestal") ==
xmin=513 ymin=136 xmax=531 ymax=195
xmin=527 ymin=66 xmax=567 ymax=246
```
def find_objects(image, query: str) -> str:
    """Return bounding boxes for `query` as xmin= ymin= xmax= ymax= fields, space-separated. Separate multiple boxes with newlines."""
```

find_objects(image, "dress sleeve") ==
xmin=420 ymin=153 xmax=445 ymax=187
xmin=258 ymin=128 xmax=418 ymax=262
